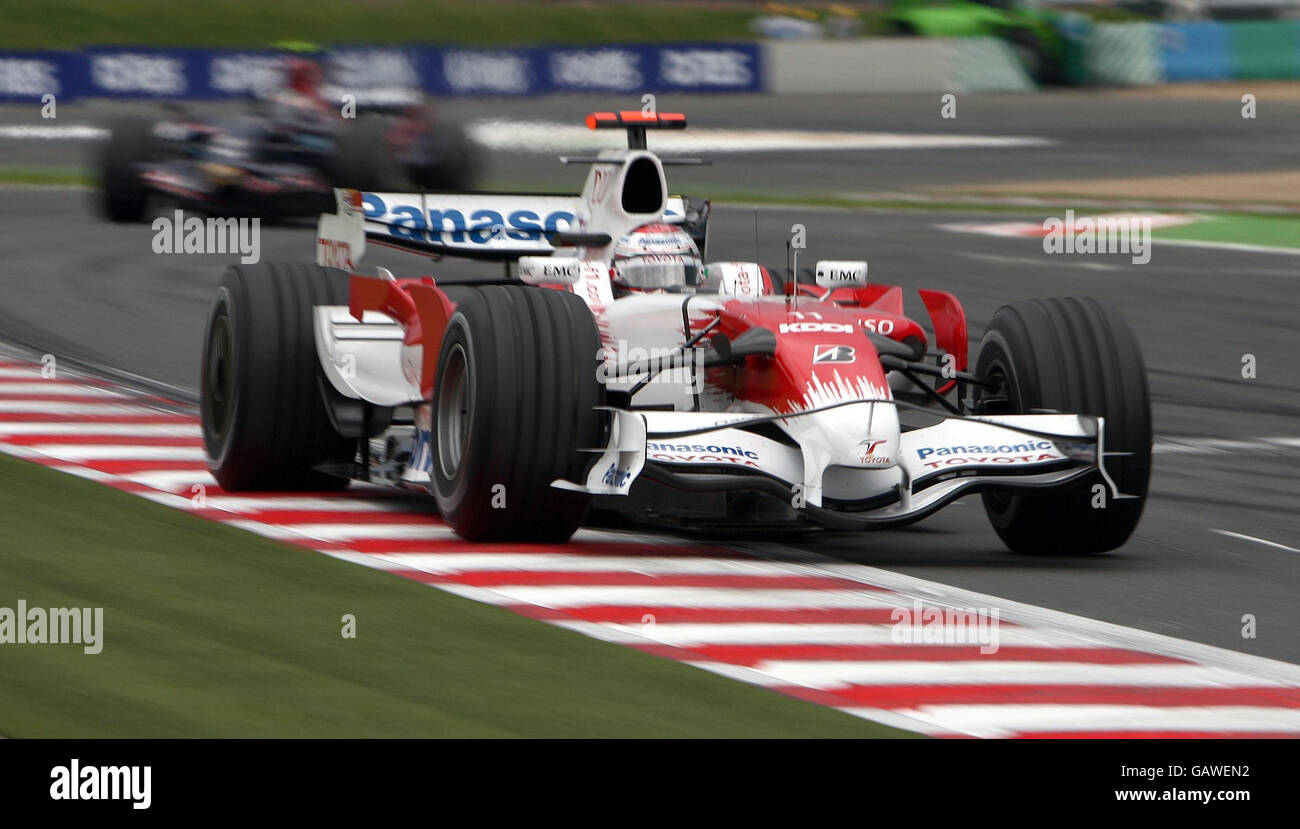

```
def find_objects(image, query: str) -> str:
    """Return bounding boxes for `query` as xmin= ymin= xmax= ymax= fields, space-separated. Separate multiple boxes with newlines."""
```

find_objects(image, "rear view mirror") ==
xmin=704 ymin=326 xmax=777 ymax=368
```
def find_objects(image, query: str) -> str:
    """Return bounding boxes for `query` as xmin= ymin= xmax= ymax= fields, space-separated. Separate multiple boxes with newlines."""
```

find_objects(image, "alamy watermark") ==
xmin=50 ymin=759 xmax=150 ymax=809
xmin=596 ymin=340 xmax=705 ymax=391
xmin=1042 ymin=209 xmax=1152 ymax=265
xmin=0 ymin=599 xmax=103 ymax=654
xmin=890 ymin=599 xmax=1000 ymax=654
xmin=151 ymin=209 xmax=260 ymax=264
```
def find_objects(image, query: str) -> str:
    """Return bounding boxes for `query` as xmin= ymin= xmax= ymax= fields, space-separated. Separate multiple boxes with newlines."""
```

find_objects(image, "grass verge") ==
xmin=0 ymin=0 xmax=759 ymax=49
xmin=0 ymin=452 xmax=915 ymax=737
xmin=1154 ymin=212 xmax=1300 ymax=250
xmin=0 ymin=164 xmax=93 ymax=188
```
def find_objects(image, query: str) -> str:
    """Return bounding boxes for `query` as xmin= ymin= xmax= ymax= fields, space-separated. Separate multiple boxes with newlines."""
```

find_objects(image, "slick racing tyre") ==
xmin=98 ymin=116 xmax=155 ymax=223
xmin=973 ymin=297 xmax=1152 ymax=554
xmin=431 ymin=285 xmax=604 ymax=541
xmin=201 ymin=263 xmax=356 ymax=491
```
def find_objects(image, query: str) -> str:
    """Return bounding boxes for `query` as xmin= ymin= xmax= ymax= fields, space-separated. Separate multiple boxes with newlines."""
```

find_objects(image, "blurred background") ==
xmin=4 ymin=0 xmax=1300 ymax=193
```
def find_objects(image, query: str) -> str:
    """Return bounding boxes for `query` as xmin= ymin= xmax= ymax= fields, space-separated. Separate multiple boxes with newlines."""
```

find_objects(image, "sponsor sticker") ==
xmin=812 ymin=344 xmax=855 ymax=364
xmin=916 ymin=440 xmax=1064 ymax=470
xmin=363 ymin=193 xmax=574 ymax=246
xmin=646 ymin=441 xmax=760 ymax=468
xmin=779 ymin=322 xmax=854 ymax=335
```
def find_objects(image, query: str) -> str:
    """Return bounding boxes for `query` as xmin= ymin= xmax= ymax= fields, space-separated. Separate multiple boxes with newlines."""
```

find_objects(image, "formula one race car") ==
xmin=199 ymin=111 xmax=1152 ymax=554
xmin=98 ymin=57 xmax=476 ymax=222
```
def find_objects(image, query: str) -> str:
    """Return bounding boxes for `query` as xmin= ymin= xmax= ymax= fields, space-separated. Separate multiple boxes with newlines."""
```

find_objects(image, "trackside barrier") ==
xmin=0 ymin=43 xmax=763 ymax=102
xmin=3 ymin=25 xmax=1300 ymax=101
xmin=1090 ymin=20 xmax=1300 ymax=84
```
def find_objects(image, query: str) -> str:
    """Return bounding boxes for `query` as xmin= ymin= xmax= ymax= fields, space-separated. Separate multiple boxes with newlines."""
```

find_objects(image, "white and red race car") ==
xmin=199 ymin=111 xmax=1151 ymax=554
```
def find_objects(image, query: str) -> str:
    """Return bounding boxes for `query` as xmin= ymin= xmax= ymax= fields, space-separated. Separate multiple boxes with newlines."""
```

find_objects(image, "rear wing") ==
xmin=317 ymin=188 xmax=697 ymax=266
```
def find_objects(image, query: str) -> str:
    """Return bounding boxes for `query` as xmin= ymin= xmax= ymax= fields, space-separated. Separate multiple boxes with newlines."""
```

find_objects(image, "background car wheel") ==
xmin=431 ymin=285 xmax=604 ymax=541
xmin=974 ymin=297 xmax=1152 ymax=554
xmin=200 ymin=262 xmax=356 ymax=491
xmin=408 ymin=119 xmax=478 ymax=191
xmin=98 ymin=116 xmax=155 ymax=223
xmin=331 ymin=114 xmax=403 ymax=191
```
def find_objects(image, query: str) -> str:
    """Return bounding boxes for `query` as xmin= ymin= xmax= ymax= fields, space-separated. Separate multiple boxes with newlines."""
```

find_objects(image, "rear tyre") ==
xmin=432 ymin=285 xmax=604 ymax=541
xmin=98 ymin=116 xmax=155 ymax=223
xmin=974 ymin=297 xmax=1152 ymax=554
xmin=200 ymin=262 xmax=356 ymax=491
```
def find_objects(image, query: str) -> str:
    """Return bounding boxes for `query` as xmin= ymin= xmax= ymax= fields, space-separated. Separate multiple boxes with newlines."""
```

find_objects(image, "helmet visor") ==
xmin=614 ymin=255 xmax=701 ymax=289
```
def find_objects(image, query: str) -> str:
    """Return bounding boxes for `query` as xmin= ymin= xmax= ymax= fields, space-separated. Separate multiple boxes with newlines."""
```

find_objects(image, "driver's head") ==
xmin=283 ymin=57 xmax=323 ymax=95
xmin=611 ymin=223 xmax=701 ymax=295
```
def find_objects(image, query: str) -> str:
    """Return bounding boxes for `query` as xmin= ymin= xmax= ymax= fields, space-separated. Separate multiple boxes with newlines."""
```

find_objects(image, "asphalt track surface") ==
xmin=5 ymin=87 xmax=1300 ymax=191
xmin=1 ymin=91 xmax=1298 ymax=665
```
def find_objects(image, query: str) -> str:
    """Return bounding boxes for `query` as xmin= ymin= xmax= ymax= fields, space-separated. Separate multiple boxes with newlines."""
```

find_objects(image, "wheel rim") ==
xmin=976 ymin=356 xmax=1017 ymax=516
xmin=436 ymin=342 xmax=471 ymax=480
xmin=203 ymin=310 xmax=237 ymax=443
xmin=975 ymin=359 xmax=1014 ymax=417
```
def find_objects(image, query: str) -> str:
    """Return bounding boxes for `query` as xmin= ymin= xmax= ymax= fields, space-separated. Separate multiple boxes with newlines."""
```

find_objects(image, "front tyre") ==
xmin=974 ymin=297 xmax=1152 ymax=554
xmin=201 ymin=262 xmax=356 ymax=491
xmin=432 ymin=285 xmax=604 ymax=541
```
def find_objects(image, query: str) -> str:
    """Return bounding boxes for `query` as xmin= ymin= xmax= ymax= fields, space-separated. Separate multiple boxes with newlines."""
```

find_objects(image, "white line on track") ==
xmin=329 ymin=551 xmax=864 ymax=577
xmin=0 ymin=423 xmax=200 ymax=437
xmin=0 ymin=401 xmax=173 ymax=415
xmin=1211 ymin=529 xmax=1300 ymax=555
xmin=1155 ymin=238 xmax=1300 ymax=257
xmin=840 ymin=707 xmax=971 ymax=736
xmin=52 ymin=465 xmax=116 ymax=482
xmin=22 ymin=445 xmax=207 ymax=461
xmin=224 ymin=520 xmax=455 ymax=542
xmin=120 ymin=470 xmax=215 ymax=490
xmin=164 ymin=494 xmax=414 ymax=513
xmin=744 ymin=661 xmax=1289 ymax=690
xmin=1155 ymin=437 xmax=1300 ymax=455
xmin=554 ymin=621 xmax=1098 ymax=649
xmin=879 ymin=705 xmax=1300 ymax=739
xmin=435 ymin=584 xmax=905 ymax=610
xmin=0 ymin=383 xmax=124 ymax=397
xmin=0 ymin=125 xmax=108 ymax=140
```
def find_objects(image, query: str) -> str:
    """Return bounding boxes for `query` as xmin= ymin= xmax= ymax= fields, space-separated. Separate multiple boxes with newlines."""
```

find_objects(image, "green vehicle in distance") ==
xmin=887 ymin=0 xmax=1071 ymax=83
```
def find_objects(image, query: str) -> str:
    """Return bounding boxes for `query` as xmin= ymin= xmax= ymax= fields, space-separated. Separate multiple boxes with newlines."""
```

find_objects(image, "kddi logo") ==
xmin=779 ymin=322 xmax=853 ymax=334
xmin=50 ymin=759 xmax=151 ymax=810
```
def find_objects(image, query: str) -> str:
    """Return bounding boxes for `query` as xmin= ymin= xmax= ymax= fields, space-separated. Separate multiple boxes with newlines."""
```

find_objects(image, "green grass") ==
xmin=0 ymin=452 xmax=915 ymax=737
xmin=0 ymin=165 xmax=93 ymax=187
xmin=1154 ymin=212 xmax=1300 ymax=250
xmin=0 ymin=0 xmax=758 ymax=49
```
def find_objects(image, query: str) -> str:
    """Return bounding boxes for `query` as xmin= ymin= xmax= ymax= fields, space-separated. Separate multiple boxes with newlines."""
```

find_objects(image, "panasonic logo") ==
xmin=917 ymin=441 xmax=1054 ymax=460
xmin=363 ymin=194 xmax=574 ymax=244
xmin=646 ymin=442 xmax=759 ymax=459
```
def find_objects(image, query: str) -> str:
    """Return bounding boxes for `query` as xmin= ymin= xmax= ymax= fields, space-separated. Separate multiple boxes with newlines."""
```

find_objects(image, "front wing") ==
xmin=554 ymin=405 xmax=1124 ymax=530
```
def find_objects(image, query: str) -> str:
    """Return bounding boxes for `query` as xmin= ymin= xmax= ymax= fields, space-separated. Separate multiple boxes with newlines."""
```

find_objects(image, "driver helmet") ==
xmin=611 ymin=223 xmax=701 ymax=294
xmin=282 ymin=57 xmax=324 ymax=96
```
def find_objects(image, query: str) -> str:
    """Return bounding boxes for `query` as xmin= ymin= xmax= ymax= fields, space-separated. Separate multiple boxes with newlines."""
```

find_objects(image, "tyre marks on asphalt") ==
xmin=3 ymin=355 xmax=1300 ymax=738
